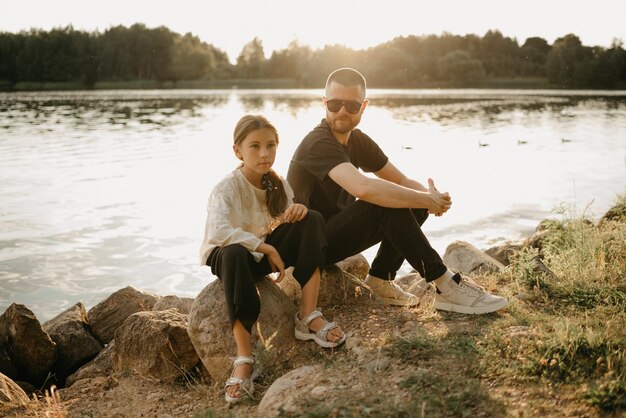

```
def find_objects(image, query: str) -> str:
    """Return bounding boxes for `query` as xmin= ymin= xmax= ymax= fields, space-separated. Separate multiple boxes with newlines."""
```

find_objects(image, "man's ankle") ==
xmin=432 ymin=269 xmax=455 ymax=290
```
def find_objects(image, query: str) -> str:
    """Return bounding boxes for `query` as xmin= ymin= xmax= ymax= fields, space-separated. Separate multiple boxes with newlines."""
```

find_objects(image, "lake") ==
xmin=1 ymin=88 xmax=625 ymax=321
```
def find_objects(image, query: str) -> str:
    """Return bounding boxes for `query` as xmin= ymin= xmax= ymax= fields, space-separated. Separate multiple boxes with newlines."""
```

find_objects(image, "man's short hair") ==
xmin=325 ymin=68 xmax=367 ymax=98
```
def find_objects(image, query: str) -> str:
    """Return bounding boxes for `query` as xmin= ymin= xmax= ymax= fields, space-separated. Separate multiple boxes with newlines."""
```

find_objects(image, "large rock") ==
xmin=0 ymin=304 xmax=57 ymax=385
xmin=42 ymin=302 xmax=103 ymax=383
xmin=112 ymin=309 xmax=199 ymax=382
xmin=257 ymin=365 xmax=323 ymax=416
xmin=443 ymin=241 xmax=505 ymax=274
xmin=279 ymin=265 xmax=377 ymax=307
xmin=600 ymin=200 xmax=626 ymax=224
xmin=485 ymin=242 xmax=524 ymax=266
xmin=66 ymin=341 xmax=115 ymax=387
xmin=152 ymin=295 xmax=194 ymax=315
xmin=0 ymin=346 xmax=17 ymax=380
xmin=335 ymin=253 xmax=370 ymax=280
xmin=394 ymin=273 xmax=434 ymax=299
xmin=0 ymin=372 xmax=29 ymax=405
xmin=188 ymin=277 xmax=296 ymax=383
xmin=87 ymin=286 xmax=160 ymax=344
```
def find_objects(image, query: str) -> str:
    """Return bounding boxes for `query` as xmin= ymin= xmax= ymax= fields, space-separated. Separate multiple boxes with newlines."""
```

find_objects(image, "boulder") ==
xmin=257 ymin=365 xmax=323 ymax=416
xmin=0 ymin=304 xmax=57 ymax=385
xmin=334 ymin=253 xmax=370 ymax=280
xmin=87 ymin=286 xmax=160 ymax=344
xmin=188 ymin=276 xmax=296 ymax=383
xmin=66 ymin=341 xmax=115 ymax=387
xmin=0 ymin=372 xmax=29 ymax=405
xmin=112 ymin=309 xmax=199 ymax=382
xmin=485 ymin=242 xmax=524 ymax=266
xmin=279 ymin=265 xmax=377 ymax=307
xmin=42 ymin=302 xmax=102 ymax=383
xmin=0 ymin=346 xmax=17 ymax=380
xmin=443 ymin=241 xmax=505 ymax=274
xmin=152 ymin=295 xmax=194 ymax=315
xmin=599 ymin=200 xmax=626 ymax=225
xmin=394 ymin=273 xmax=434 ymax=299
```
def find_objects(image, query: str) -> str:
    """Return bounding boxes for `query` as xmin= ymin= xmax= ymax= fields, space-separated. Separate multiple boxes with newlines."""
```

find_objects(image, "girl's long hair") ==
xmin=233 ymin=115 xmax=288 ymax=218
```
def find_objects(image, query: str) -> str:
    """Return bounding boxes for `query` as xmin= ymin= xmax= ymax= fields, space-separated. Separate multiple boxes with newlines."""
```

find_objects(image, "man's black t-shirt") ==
xmin=287 ymin=119 xmax=388 ymax=220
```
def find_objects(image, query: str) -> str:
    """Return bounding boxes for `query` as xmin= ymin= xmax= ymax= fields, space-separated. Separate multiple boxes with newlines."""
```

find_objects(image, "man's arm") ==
xmin=374 ymin=160 xmax=427 ymax=192
xmin=328 ymin=162 xmax=450 ymax=213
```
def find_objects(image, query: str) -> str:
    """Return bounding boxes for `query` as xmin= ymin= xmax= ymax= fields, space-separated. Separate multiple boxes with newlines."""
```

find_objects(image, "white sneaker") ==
xmin=434 ymin=273 xmax=508 ymax=314
xmin=364 ymin=275 xmax=420 ymax=307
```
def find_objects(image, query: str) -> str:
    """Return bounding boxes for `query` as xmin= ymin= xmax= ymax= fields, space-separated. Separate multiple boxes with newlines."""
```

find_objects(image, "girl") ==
xmin=199 ymin=115 xmax=346 ymax=404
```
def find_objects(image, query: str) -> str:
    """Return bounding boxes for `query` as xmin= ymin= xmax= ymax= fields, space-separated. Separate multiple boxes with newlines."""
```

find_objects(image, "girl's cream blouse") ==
xmin=199 ymin=168 xmax=294 ymax=265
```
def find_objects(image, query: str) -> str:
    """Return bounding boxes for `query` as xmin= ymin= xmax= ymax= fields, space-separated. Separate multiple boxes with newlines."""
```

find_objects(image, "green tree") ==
xmin=437 ymin=50 xmax=485 ymax=84
xmin=236 ymin=37 xmax=266 ymax=78
xmin=546 ymin=34 xmax=591 ymax=87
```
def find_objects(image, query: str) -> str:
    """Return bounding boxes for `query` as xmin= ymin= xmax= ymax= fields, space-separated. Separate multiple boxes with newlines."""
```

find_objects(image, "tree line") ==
xmin=1 ymin=23 xmax=625 ymax=89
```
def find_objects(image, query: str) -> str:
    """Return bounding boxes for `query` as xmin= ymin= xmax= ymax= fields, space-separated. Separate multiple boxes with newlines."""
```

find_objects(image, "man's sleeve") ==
xmin=358 ymin=132 xmax=389 ymax=173
xmin=300 ymin=138 xmax=351 ymax=181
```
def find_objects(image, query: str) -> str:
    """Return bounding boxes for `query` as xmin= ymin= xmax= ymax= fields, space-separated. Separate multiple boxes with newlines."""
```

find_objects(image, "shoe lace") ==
xmin=457 ymin=278 xmax=485 ymax=297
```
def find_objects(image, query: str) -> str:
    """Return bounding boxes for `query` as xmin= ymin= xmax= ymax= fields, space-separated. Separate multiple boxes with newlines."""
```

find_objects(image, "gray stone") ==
xmin=87 ymin=286 xmax=160 ymax=344
xmin=188 ymin=276 xmax=296 ymax=383
xmin=112 ymin=309 xmax=199 ymax=382
xmin=443 ymin=240 xmax=505 ymax=274
xmin=485 ymin=242 xmax=524 ymax=266
xmin=42 ymin=302 xmax=103 ymax=381
xmin=335 ymin=253 xmax=370 ymax=281
xmin=152 ymin=295 xmax=194 ymax=315
xmin=364 ymin=356 xmax=391 ymax=373
xmin=0 ymin=372 xmax=29 ymax=405
xmin=257 ymin=365 xmax=322 ymax=416
xmin=0 ymin=303 xmax=57 ymax=385
xmin=66 ymin=341 xmax=115 ymax=387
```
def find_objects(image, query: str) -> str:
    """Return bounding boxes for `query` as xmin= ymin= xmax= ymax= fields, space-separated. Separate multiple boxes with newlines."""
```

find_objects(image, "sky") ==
xmin=2 ymin=0 xmax=625 ymax=63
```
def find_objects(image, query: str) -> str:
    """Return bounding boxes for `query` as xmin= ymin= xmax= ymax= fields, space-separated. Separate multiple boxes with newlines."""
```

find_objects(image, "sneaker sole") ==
xmin=381 ymin=297 xmax=420 ymax=307
xmin=434 ymin=299 xmax=508 ymax=314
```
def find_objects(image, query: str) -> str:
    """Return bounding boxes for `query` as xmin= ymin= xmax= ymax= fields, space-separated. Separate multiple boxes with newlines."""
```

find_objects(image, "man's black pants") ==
xmin=324 ymin=200 xmax=447 ymax=281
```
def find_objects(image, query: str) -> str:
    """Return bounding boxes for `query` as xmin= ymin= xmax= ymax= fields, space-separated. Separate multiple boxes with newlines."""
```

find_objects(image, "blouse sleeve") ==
xmin=205 ymin=190 xmax=262 ymax=253
xmin=283 ymin=178 xmax=295 ymax=206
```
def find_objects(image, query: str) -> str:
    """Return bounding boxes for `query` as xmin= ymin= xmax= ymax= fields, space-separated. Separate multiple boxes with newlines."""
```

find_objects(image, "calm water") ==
xmin=1 ymin=89 xmax=625 ymax=321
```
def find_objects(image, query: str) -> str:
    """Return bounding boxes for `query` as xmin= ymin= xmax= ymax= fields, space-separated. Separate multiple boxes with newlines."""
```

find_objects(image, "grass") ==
xmin=479 ymin=195 xmax=626 ymax=413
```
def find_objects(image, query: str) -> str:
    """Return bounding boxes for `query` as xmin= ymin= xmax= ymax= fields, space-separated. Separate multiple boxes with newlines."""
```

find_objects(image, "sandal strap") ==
xmin=232 ymin=355 xmax=254 ymax=367
xmin=317 ymin=321 xmax=338 ymax=341
xmin=300 ymin=310 xmax=323 ymax=326
xmin=225 ymin=376 xmax=244 ymax=388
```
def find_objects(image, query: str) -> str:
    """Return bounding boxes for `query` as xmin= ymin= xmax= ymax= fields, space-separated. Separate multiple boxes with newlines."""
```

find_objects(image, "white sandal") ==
xmin=295 ymin=310 xmax=346 ymax=348
xmin=224 ymin=355 xmax=259 ymax=404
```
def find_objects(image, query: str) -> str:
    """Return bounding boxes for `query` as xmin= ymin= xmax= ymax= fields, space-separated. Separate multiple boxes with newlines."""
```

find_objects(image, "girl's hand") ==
xmin=258 ymin=243 xmax=285 ymax=283
xmin=281 ymin=203 xmax=308 ymax=223
xmin=267 ymin=249 xmax=285 ymax=283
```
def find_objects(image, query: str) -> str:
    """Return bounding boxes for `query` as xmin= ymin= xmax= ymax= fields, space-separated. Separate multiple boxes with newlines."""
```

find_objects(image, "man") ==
xmin=287 ymin=67 xmax=507 ymax=314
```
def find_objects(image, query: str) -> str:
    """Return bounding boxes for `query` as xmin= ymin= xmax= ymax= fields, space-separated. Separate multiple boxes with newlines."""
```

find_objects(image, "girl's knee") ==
xmin=221 ymin=244 xmax=249 ymax=261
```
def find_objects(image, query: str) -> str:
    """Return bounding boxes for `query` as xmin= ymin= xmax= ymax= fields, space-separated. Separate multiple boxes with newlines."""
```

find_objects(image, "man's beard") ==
xmin=330 ymin=114 xmax=360 ymax=134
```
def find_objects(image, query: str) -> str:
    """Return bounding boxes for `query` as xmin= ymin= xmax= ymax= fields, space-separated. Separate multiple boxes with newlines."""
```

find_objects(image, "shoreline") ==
xmin=4 ymin=76 xmax=626 ymax=92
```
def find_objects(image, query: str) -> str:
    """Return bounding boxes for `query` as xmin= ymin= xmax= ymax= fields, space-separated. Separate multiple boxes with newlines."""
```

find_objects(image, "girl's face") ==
xmin=233 ymin=127 xmax=277 ymax=178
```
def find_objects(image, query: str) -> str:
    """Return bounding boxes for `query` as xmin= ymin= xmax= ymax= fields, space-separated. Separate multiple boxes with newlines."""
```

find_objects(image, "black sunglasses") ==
xmin=325 ymin=99 xmax=363 ymax=114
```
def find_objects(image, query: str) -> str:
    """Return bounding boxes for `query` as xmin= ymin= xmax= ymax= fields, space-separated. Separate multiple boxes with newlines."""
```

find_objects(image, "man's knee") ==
xmin=411 ymin=208 xmax=429 ymax=226
xmin=303 ymin=209 xmax=324 ymax=226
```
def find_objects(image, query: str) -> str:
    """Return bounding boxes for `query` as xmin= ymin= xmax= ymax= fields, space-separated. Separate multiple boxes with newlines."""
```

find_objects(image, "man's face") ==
xmin=324 ymin=82 xmax=368 ymax=135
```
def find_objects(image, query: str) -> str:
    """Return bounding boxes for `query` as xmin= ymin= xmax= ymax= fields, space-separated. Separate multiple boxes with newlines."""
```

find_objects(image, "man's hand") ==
xmin=427 ymin=178 xmax=452 ymax=217
xmin=281 ymin=203 xmax=308 ymax=223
